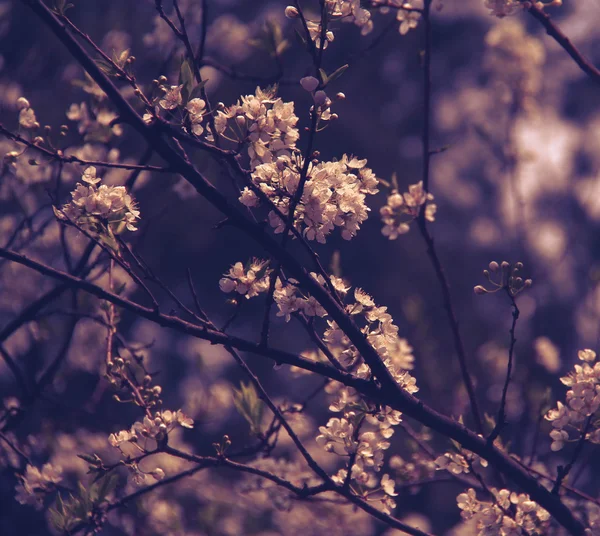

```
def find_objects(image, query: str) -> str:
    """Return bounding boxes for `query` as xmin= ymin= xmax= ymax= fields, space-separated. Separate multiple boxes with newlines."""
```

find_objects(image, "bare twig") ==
xmin=414 ymin=0 xmax=483 ymax=435
xmin=488 ymin=291 xmax=520 ymax=444
xmin=527 ymin=4 xmax=600 ymax=84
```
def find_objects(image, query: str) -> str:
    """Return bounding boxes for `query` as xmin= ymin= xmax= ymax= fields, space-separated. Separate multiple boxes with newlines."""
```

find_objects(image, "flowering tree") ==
xmin=1 ymin=0 xmax=600 ymax=534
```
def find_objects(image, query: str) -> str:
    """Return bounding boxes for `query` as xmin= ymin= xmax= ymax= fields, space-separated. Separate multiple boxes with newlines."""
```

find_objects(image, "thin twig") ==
xmin=414 ymin=0 xmax=483 ymax=435
xmin=527 ymin=4 xmax=600 ymax=84
xmin=488 ymin=291 xmax=520 ymax=444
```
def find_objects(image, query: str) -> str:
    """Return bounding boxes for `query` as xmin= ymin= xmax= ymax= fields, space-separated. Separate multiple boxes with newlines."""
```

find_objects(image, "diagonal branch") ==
xmin=527 ymin=4 xmax=600 ymax=84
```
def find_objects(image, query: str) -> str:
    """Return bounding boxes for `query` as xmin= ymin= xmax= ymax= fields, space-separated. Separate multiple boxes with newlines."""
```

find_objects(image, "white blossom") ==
xmin=159 ymin=85 xmax=183 ymax=110
xmin=247 ymin=154 xmax=378 ymax=244
xmin=57 ymin=167 xmax=140 ymax=234
xmin=545 ymin=349 xmax=600 ymax=451
xmin=214 ymin=87 xmax=299 ymax=170
xmin=186 ymin=97 xmax=207 ymax=136
xmin=219 ymin=259 xmax=271 ymax=299
xmin=484 ymin=0 xmax=524 ymax=18
xmin=380 ymin=181 xmax=436 ymax=239
xmin=15 ymin=463 xmax=62 ymax=510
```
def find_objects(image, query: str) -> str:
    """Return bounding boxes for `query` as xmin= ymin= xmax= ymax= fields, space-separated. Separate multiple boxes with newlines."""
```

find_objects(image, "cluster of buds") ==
xmin=474 ymin=261 xmax=532 ymax=296
xmin=106 ymin=352 xmax=162 ymax=409
xmin=300 ymin=76 xmax=346 ymax=128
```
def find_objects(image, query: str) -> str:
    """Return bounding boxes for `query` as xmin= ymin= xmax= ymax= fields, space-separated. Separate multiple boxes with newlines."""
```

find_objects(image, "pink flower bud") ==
xmin=300 ymin=76 xmax=319 ymax=92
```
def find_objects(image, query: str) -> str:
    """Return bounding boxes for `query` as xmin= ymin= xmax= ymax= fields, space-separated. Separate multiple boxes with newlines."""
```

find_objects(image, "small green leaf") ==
xmin=95 ymin=473 xmax=119 ymax=504
xmin=54 ymin=0 xmax=74 ymax=15
xmin=179 ymin=58 xmax=195 ymax=104
xmin=95 ymin=59 xmax=116 ymax=76
xmin=48 ymin=507 xmax=65 ymax=531
xmin=188 ymin=79 xmax=208 ymax=102
xmin=324 ymin=64 xmax=348 ymax=86
xmin=233 ymin=382 xmax=264 ymax=435
xmin=319 ymin=68 xmax=328 ymax=86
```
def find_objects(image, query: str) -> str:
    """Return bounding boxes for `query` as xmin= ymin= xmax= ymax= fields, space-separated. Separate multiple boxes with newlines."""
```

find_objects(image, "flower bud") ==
xmin=336 ymin=92 xmax=346 ymax=100
xmin=235 ymin=115 xmax=246 ymax=127
xmin=152 ymin=468 xmax=165 ymax=480
xmin=276 ymin=156 xmax=288 ymax=170
xmin=300 ymin=76 xmax=319 ymax=92
xmin=16 ymin=97 xmax=30 ymax=110
xmin=285 ymin=6 xmax=299 ymax=18
xmin=489 ymin=261 xmax=499 ymax=272
xmin=474 ymin=285 xmax=487 ymax=295
xmin=314 ymin=90 xmax=328 ymax=107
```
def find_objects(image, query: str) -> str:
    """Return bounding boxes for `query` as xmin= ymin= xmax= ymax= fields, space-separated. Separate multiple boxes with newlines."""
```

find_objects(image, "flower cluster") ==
xmin=219 ymin=259 xmax=271 ymax=299
xmin=545 ymin=349 xmax=600 ymax=451
xmin=56 ymin=166 xmax=140 ymax=235
xmin=317 ymin=414 xmax=400 ymax=514
xmin=15 ymin=463 xmax=63 ymax=510
xmin=435 ymin=449 xmax=488 ymax=476
xmin=287 ymin=1 xmax=373 ymax=37
xmin=390 ymin=452 xmax=436 ymax=482
xmin=142 ymin=77 xmax=208 ymax=138
xmin=310 ymin=285 xmax=417 ymax=514
xmin=483 ymin=0 xmax=524 ymax=18
xmin=108 ymin=409 xmax=194 ymax=448
xmin=243 ymin=154 xmax=378 ymax=243
xmin=380 ymin=180 xmax=436 ymax=239
xmin=371 ymin=1 xmax=422 ymax=35
xmin=214 ymin=86 xmax=299 ymax=170
xmin=396 ymin=3 xmax=422 ymax=35
xmin=456 ymin=487 xmax=550 ymax=535
xmin=273 ymin=274 xmax=327 ymax=321
xmin=67 ymin=101 xmax=123 ymax=143
xmin=326 ymin=1 xmax=373 ymax=36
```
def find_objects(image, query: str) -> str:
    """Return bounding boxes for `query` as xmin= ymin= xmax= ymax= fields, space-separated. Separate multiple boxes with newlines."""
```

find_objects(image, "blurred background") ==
xmin=1 ymin=0 xmax=600 ymax=534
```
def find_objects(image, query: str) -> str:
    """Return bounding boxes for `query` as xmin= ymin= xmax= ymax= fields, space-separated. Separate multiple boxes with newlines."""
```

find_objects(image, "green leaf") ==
xmin=112 ymin=49 xmax=130 ymax=69
xmin=179 ymin=58 xmax=195 ymax=104
xmin=233 ymin=382 xmax=264 ymax=435
xmin=95 ymin=473 xmax=119 ymax=504
xmin=188 ymin=79 xmax=208 ymax=102
xmin=325 ymin=64 xmax=349 ymax=86
xmin=319 ymin=68 xmax=328 ymax=86
xmin=54 ymin=0 xmax=74 ymax=15
xmin=48 ymin=507 xmax=65 ymax=531
xmin=95 ymin=59 xmax=116 ymax=76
